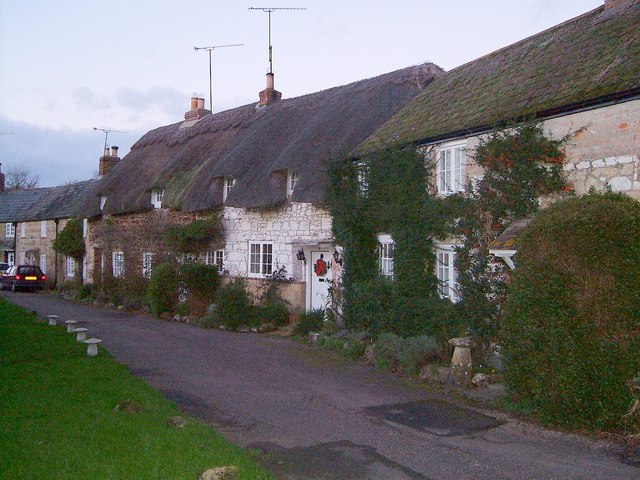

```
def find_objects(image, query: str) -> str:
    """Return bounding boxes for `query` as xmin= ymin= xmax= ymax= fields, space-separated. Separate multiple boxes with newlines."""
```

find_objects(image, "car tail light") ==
xmin=41 ymin=275 xmax=46 ymax=281
xmin=15 ymin=274 xmax=22 ymax=281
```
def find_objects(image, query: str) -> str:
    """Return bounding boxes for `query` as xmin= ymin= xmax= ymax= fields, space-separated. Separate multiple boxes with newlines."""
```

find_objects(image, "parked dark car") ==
xmin=1 ymin=265 xmax=46 ymax=292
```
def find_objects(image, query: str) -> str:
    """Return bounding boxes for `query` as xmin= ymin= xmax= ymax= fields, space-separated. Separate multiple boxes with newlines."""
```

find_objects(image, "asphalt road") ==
xmin=2 ymin=290 xmax=637 ymax=480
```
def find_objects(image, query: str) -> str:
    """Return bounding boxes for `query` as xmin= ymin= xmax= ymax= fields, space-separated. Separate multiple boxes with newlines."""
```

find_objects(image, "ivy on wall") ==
xmin=328 ymin=147 xmax=458 ymax=338
xmin=52 ymin=218 xmax=85 ymax=260
xmin=329 ymin=123 xmax=576 ymax=341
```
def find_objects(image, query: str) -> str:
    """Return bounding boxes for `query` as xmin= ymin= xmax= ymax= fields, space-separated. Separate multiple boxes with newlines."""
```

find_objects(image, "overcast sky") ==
xmin=0 ymin=0 xmax=603 ymax=187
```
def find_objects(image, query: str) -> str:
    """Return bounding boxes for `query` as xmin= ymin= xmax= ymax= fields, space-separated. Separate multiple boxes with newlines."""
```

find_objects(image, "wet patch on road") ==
xmin=162 ymin=389 xmax=246 ymax=431
xmin=253 ymin=440 xmax=430 ymax=480
xmin=366 ymin=400 xmax=503 ymax=437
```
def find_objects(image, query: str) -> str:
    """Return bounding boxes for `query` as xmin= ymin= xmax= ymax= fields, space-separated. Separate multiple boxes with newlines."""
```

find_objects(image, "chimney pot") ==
xmin=197 ymin=97 xmax=205 ymax=109
xmin=104 ymin=147 xmax=110 ymax=157
xmin=111 ymin=146 xmax=119 ymax=157
xmin=190 ymin=95 xmax=199 ymax=110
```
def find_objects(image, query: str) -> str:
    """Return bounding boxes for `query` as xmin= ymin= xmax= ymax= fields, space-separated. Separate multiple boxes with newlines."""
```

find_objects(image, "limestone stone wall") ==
xmin=84 ymin=209 xmax=199 ymax=284
xmin=15 ymin=219 xmax=70 ymax=286
xmin=424 ymin=98 xmax=640 ymax=200
xmin=223 ymin=202 xmax=333 ymax=282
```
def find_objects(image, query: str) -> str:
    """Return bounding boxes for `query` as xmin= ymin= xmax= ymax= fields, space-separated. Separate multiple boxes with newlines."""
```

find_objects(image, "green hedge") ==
xmin=501 ymin=192 xmax=640 ymax=430
xmin=146 ymin=263 xmax=179 ymax=317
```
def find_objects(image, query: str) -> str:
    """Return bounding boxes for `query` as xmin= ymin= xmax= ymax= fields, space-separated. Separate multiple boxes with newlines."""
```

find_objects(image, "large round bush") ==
xmin=501 ymin=192 xmax=640 ymax=430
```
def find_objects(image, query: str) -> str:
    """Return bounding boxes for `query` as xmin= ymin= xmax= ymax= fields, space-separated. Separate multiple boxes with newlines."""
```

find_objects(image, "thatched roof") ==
xmin=81 ymin=63 xmax=442 ymax=217
xmin=0 ymin=180 xmax=97 ymax=223
xmin=356 ymin=0 xmax=640 ymax=154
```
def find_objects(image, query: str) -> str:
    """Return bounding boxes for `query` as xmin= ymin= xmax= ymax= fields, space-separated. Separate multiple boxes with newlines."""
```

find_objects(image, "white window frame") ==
xmin=5 ymin=223 xmax=15 ymax=238
xmin=40 ymin=254 xmax=47 ymax=274
xmin=287 ymin=170 xmax=298 ymax=198
xmin=82 ymin=218 xmax=88 ymax=238
xmin=436 ymin=142 xmax=467 ymax=195
xmin=20 ymin=222 xmax=26 ymax=238
xmin=142 ymin=252 xmax=154 ymax=279
xmin=151 ymin=189 xmax=164 ymax=209
xmin=378 ymin=234 xmax=394 ymax=278
xmin=205 ymin=249 xmax=225 ymax=273
xmin=112 ymin=251 xmax=125 ymax=278
xmin=435 ymin=244 xmax=459 ymax=302
xmin=40 ymin=221 xmax=47 ymax=238
xmin=223 ymin=177 xmax=235 ymax=202
xmin=99 ymin=195 xmax=107 ymax=211
xmin=249 ymin=242 xmax=273 ymax=277
xmin=66 ymin=256 xmax=75 ymax=278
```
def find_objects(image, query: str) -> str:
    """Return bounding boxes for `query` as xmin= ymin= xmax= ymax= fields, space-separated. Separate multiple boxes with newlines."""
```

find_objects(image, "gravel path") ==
xmin=3 ymin=290 xmax=637 ymax=480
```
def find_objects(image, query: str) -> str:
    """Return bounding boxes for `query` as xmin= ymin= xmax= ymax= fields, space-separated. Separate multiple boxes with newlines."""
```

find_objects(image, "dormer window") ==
xmin=437 ymin=142 xmax=466 ymax=195
xmin=287 ymin=170 xmax=298 ymax=198
xmin=223 ymin=177 xmax=235 ymax=202
xmin=99 ymin=196 xmax=107 ymax=211
xmin=151 ymin=189 xmax=164 ymax=209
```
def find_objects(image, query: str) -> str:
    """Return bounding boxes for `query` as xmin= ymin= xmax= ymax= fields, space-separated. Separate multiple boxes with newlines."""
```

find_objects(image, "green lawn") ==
xmin=0 ymin=299 xmax=274 ymax=480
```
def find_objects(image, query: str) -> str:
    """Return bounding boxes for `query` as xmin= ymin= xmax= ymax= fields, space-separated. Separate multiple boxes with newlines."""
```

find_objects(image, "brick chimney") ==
xmin=184 ymin=93 xmax=211 ymax=122
xmin=0 ymin=163 xmax=5 ymax=192
xmin=258 ymin=73 xmax=282 ymax=107
xmin=99 ymin=146 xmax=121 ymax=176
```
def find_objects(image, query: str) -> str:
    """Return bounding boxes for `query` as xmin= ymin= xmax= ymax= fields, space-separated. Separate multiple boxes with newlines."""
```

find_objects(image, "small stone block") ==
xmin=84 ymin=338 xmax=102 ymax=357
xmin=65 ymin=320 xmax=79 ymax=333
xmin=47 ymin=315 xmax=59 ymax=326
xmin=72 ymin=327 xmax=89 ymax=342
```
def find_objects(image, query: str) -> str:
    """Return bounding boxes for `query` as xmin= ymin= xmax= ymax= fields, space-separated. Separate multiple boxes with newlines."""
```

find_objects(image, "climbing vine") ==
xmin=329 ymin=123 xmax=577 ymax=342
xmin=52 ymin=217 xmax=85 ymax=260
xmin=328 ymin=147 xmax=458 ymax=338
xmin=452 ymin=123 xmax=576 ymax=341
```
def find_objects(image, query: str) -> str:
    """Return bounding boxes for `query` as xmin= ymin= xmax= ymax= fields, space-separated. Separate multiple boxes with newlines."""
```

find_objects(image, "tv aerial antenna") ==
xmin=93 ymin=127 xmax=127 ymax=151
xmin=249 ymin=7 xmax=306 ymax=74
xmin=194 ymin=43 xmax=244 ymax=112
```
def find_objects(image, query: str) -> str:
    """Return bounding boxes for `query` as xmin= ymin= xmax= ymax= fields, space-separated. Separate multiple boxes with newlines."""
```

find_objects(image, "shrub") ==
xmin=293 ymin=309 xmax=325 ymax=336
xmin=146 ymin=263 xmax=179 ymax=317
xmin=163 ymin=216 xmax=224 ymax=254
xmin=398 ymin=335 xmax=443 ymax=375
xmin=253 ymin=302 xmax=289 ymax=327
xmin=374 ymin=333 xmax=404 ymax=371
xmin=213 ymin=278 xmax=254 ymax=330
xmin=345 ymin=278 xmax=394 ymax=334
xmin=501 ymin=193 xmax=640 ymax=430
xmin=179 ymin=263 xmax=220 ymax=315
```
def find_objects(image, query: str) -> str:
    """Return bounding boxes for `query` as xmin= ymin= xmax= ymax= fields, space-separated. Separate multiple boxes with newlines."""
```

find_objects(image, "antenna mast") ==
xmin=194 ymin=43 xmax=244 ymax=112
xmin=93 ymin=127 xmax=127 ymax=151
xmin=249 ymin=7 xmax=306 ymax=74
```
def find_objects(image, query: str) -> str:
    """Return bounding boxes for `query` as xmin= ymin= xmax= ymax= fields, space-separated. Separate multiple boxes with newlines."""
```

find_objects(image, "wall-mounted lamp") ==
xmin=333 ymin=248 xmax=343 ymax=266
xmin=296 ymin=249 xmax=306 ymax=265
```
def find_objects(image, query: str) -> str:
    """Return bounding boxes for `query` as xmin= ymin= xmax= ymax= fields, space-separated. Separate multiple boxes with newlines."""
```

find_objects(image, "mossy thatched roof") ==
xmin=357 ymin=0 xmax=640 ymax=154
xmin=81 ymin=63 xmax=443 ymax=217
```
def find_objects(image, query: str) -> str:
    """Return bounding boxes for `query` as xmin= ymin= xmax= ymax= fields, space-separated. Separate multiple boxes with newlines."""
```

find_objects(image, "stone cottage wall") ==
xmin=16 ymin=219 xmax=70 ymax=286
xmin=424 ymin=98 xmax=640 ymax=200
xmin=223 ymin=202 xmax=333 ymax=281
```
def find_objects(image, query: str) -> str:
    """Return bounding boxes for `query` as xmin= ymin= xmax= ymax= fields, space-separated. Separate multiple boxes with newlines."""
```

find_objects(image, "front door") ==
xmin=7 ymin=252 xmax=14 ymax=266
xmin=310 ymin=251 xmax=331 ymax=310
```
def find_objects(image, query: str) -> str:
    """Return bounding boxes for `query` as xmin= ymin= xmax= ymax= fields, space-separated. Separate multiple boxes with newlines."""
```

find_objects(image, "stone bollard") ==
xmin=308 ymin=332 xmax=320 ymax=344
xmin=65 ymin=320 xmax=78 ymax=333
xmin=72 ymin=327 xmax=89 ymax=343
xmin=47 ymin=315 xmax=59 ymax=326
xmin=84 ymin=338 xmax=102 ymax=357
xmin=448 ymin=337 xmax=475 ymax=387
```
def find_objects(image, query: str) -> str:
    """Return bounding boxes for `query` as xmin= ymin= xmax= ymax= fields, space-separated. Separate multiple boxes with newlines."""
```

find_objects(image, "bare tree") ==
xmin=6 ymin=166 xmax=39 ymax=190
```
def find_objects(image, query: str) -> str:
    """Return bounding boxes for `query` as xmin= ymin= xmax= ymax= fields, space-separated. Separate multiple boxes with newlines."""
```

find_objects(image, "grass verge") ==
xmin=0 ymin=299 xmax=273 ymax=480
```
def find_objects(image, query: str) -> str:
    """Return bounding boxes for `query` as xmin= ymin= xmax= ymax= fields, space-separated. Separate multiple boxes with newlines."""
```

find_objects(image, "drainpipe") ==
xmin=54 ymin=219 xmax=59 ymax=288
xmin=12 ymin=222 xmax=17 ymax=264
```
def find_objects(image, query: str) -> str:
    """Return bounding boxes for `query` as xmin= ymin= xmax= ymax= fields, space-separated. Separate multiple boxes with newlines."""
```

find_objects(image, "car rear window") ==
xmin=17 ymin=266 xmax=42 ymax=275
